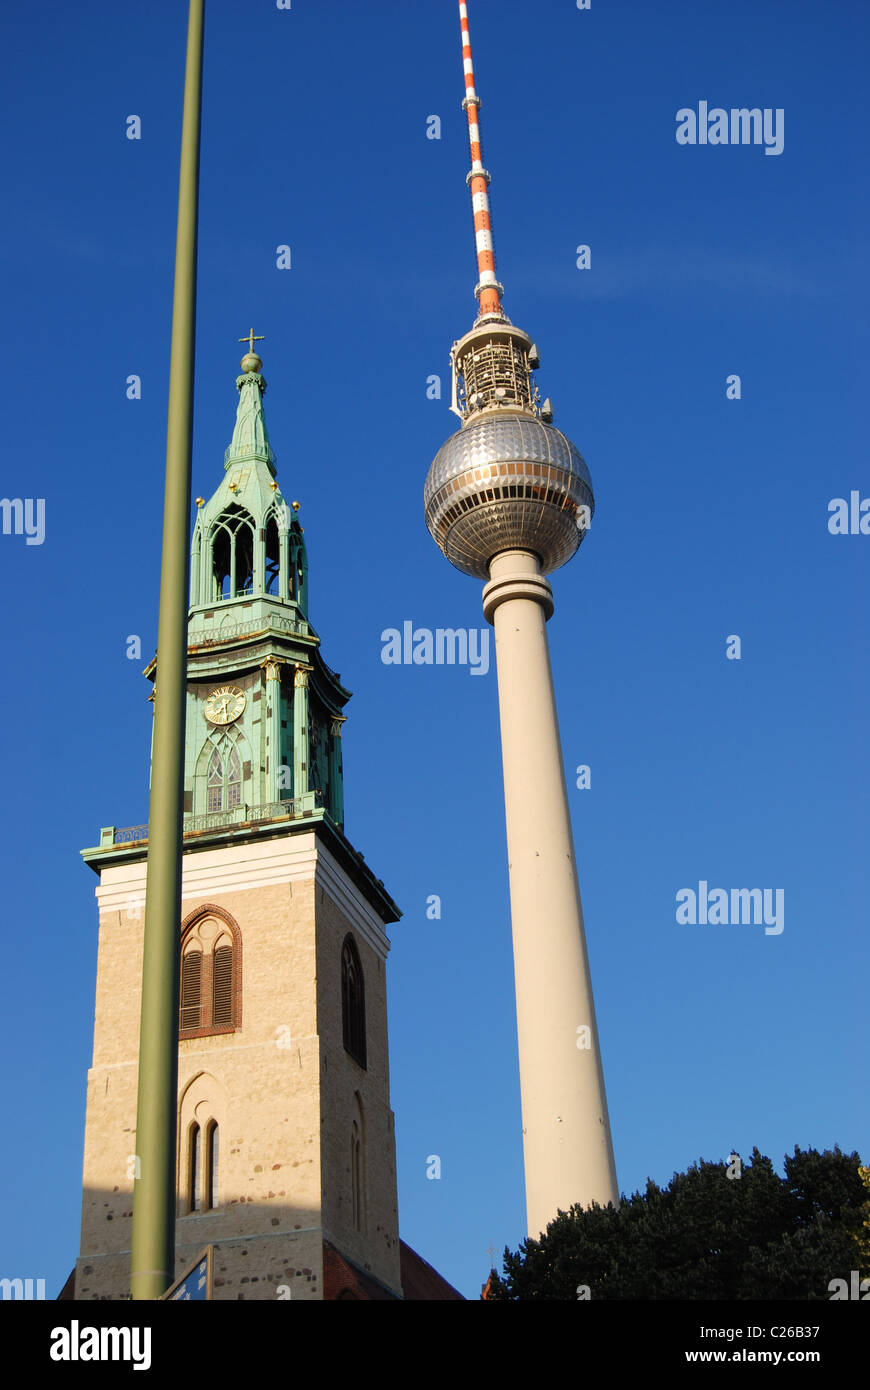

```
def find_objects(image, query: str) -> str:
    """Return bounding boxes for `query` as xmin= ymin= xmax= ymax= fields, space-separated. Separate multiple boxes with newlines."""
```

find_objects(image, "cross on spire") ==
xmin=238 ymin=328 xmax=265 ymax=355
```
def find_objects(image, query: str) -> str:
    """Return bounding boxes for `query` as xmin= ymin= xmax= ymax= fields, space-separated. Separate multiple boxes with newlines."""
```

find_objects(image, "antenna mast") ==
xmin=458 ymin=1 xmax=505 ymax=321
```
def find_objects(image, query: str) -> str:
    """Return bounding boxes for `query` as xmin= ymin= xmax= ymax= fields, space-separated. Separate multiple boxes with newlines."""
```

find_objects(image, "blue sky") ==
xmin=0 ymin=0 xmax=866 ymax=1301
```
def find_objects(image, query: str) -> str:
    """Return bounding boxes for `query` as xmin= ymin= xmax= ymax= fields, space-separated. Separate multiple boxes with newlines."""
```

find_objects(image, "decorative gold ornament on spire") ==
xmin=238 ymin=327 xmax=265 ymax=373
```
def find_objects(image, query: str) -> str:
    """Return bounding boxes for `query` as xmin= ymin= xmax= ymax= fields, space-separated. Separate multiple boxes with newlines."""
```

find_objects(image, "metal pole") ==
xmin=130 ymin=0 xmax=204 ymax=1301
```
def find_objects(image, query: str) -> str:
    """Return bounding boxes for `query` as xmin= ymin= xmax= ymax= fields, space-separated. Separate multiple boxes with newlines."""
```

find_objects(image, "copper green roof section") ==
xmin=224 ymin=339 xmax=276 ymax=473
xmin=189 ymin=343 xmax=308 ymax=619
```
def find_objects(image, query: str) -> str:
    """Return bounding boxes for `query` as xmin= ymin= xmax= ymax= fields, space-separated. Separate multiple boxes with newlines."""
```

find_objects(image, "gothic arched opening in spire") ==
xmin=212 ymin=525 xmax=231 ymax=599
xmin=290 ymin=537 xmax=307 ymax=613
xmin=209 ymin=503 xmax=256 ymax=601
xmin=264 ymin=513 xmax=281 ymax=597
xmin=234 ymin=520 xmax=254 ymax=595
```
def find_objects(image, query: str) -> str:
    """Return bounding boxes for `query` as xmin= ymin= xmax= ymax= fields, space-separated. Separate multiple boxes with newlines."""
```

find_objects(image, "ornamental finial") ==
xmin=238 ymin=327 xmax=265 ymax=373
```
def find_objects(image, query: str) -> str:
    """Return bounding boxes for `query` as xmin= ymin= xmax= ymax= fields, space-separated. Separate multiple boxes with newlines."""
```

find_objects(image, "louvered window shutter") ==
xmin=212 ymin=945 xmax=233 ymax=1026
xmin=180 ymin=950 xmax=203 ymax=1031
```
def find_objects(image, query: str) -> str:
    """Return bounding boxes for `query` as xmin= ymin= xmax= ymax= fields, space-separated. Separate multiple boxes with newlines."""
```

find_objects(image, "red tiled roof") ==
xmin=399 ymin=1240 xmax=465 ymax=1300
xmin=321 ymin=1239 xmax=464 ymax=1300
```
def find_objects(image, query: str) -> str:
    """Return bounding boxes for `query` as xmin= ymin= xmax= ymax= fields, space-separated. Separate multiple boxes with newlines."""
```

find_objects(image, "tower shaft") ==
xmin=483 ymin=551 xmax=618 ymax=1235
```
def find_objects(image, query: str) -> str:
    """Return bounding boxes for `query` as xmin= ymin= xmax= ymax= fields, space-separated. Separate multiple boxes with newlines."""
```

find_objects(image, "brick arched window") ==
xmin=341 ymin=934 xmax=366 ymax=1068
xmin=179 ymin=904 xmax=243 ymax=1039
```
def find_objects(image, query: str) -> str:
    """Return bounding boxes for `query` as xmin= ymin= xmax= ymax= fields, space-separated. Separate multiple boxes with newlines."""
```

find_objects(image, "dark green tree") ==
xmin=486 ymin=1146 xmax=866 ymax=1300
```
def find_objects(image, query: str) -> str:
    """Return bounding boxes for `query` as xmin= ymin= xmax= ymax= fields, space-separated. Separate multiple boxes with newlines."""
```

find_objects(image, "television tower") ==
xmin=424 ymin=1 xmax=619 ymax=1237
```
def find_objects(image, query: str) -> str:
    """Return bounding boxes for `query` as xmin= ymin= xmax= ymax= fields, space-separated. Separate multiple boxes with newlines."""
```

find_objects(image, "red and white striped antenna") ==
xmin=458 ymin=1 xmax=505 ymax=321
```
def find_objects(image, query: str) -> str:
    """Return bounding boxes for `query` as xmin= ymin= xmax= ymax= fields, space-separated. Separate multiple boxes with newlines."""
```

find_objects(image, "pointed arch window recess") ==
xmin=265 ymin=513 xmax=281 ymax=597
xmin=210 ymin=504 xmax=255 ymax=601
xmin=291 ymin=539 xmax=306 ymax=607
xmin=178 ymin=906 xmax=242 ymax=1040
xmin=351 ymin=1119 xmax=362 ymax=1231
xmin=185 ymin=1120 xmax=220 ymax=1213
xmin=206 ymin=742 xmax=242 ymax=814
xmin=341 ymin=935 xmax=366 ymax=1069
xmin=196 ymin=727 xmax=249 ymax=821
xmin=189 ymin=1123 xmax=202 ymax=1213
xmin=205 ymin=1121 xmax=220 ymax=1210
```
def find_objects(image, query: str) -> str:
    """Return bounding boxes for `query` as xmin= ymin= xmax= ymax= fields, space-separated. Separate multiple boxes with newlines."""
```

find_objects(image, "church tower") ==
xmin=75 ymin=340 xmax=404 ymax=1300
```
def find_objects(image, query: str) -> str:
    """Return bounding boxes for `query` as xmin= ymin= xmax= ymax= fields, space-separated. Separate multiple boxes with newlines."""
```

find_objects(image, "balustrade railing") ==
xmin=110 ymin=792 xmax=323 ymax=845
xmin=188 ymin=613 xmax=307 ymax=646
xmin=112 ymin=824 xmax=149 ymax=844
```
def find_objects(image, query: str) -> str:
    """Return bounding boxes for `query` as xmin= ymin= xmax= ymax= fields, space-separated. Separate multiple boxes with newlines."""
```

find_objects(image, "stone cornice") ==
xmin=85 ymin=817 xmax=400 ymax=938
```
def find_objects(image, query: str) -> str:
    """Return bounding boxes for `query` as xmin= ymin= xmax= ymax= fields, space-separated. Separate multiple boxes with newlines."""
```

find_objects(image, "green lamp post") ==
xmin=130 ymin=0 xmax=204 ymax=1301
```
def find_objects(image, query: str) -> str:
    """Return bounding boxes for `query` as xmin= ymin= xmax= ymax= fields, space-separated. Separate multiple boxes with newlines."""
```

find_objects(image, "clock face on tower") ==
xmin=204 ymin=685 xmax=246 ymax=726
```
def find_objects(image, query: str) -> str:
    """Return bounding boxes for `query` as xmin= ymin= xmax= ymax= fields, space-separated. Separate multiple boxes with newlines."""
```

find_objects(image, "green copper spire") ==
xmin=178 ymin=338 xmax=347 ymax=829
xmin=225 ymin=329 xmax=276 ymax=475
xmin=190 ymin=340 xmax=307 ymax=615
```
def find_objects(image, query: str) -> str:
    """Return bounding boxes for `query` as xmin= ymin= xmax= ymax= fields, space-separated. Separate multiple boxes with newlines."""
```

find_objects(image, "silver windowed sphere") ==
xmin=424 ymin=413 xmax=594 ymax=578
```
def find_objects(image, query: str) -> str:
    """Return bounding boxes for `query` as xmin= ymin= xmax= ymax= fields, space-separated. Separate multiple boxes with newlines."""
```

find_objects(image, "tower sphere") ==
xmin=424 ymin=412 xmax=594 ymax=579
xmin=240 ymin=351 xmax=262 ymax=373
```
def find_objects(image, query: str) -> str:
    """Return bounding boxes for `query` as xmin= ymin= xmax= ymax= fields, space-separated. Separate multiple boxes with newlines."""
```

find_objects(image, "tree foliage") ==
xmin=487 ymin=1146 xmax=866 ymax=1300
